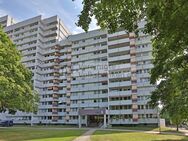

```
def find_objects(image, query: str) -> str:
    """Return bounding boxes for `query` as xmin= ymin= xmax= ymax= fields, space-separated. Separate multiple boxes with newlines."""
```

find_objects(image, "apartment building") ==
xmin=0 ymin=15 xmax=157 ymax=126
xmin=0 ymin=15 xmax=15 ymax=28
xmin=0 ymin=15 xmax=70 ymax=123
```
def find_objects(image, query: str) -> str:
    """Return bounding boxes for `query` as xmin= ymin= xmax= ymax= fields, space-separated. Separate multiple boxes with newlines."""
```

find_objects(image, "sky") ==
xmin=0 ymin=0 xmax=98 ymax=34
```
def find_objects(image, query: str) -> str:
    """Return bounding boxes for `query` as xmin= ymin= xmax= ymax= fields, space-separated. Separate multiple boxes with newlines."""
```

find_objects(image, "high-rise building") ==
xmin=0 ymin=15 xmax=15 ymax=28
xmin=0 ymin=15 xmax=157 ymax=127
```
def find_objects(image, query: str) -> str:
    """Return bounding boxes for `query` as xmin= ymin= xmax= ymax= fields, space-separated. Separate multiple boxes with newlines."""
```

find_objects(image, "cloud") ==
xmin=72 ymin=0 xmax=83 ymax=10
xmin=89 ymin=16 xmax=99 ymax=31
xmin=0 ymin=0 xmax=99 ymax=34
xmin=72 ymin=26 xmax=84 ymax=34
xmin=0 ymin=9 xmax=9 ymax=17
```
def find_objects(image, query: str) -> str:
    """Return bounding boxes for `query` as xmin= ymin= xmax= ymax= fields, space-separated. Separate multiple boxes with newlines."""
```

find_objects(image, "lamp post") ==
xmin=31 ymin=112 xmax=33 ymax=126
xmin=31 ymin=99 xmax=39 ymax=126
xmin=157 ymin=101 xmax=162 ymax=133
xmin=31 ymin=99 xmax=34 ymax=126
xmin=31 ymin=102 xmax=38 ymax=126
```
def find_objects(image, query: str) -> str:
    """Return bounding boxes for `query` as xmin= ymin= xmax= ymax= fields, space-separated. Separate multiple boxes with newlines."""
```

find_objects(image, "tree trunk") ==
xmin=176 ymin=124 xmax=179 ymax=131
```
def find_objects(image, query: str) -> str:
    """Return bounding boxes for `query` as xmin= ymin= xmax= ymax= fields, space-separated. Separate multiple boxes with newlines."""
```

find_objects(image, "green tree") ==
xmin=0 ymin=26 xmax=38 ymax=113
xmin=76 ymin=0 xmax=188 ymax=125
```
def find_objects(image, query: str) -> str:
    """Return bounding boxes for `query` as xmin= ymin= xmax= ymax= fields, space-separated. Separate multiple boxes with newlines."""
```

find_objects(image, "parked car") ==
xmin=0 ymin=119 xmax=13 ymax=127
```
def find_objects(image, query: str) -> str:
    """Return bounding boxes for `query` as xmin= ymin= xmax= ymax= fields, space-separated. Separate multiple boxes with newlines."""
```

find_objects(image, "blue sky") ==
xmin=0 ymin=0 xmax=98 ymax=33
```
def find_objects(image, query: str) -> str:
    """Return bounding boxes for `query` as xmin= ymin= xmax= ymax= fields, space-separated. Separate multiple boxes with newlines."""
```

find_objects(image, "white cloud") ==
xmin=72 ymin=26 xmax=84 ymax=34
xmin=0 ymin=9 xmax=9 ymax=17
xmin=72 ymin=0 xmax=83 ymax=10
xmin=0 ymin=0 xmax=99 ymax=34
xmin=89 ymin=16 xmax=99 ymax=31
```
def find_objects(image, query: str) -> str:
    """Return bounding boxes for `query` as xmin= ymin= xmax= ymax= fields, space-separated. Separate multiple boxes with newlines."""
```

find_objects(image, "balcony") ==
xmin=109 ymin=81 xmax=131 ymax=88
xmin=108 ymin=46 xmax=130 ymax=54
xmin=42 ymin=62 xmax=55 ymax=67
xmin=71 ymin=85 xmax=108 ymax=92
xmin=40 ymin=97 xmax=53 ymax=101
xmin=108 ymin=38 xmax=129 ymax=46
xmin=42 ymin=76 xmax=55 ymax=81
xmin=137 ymin=109 xmax=157 ymax=114
xmin=109 ymin=109 xmax=132 ymax=115
xmin=110 ymin=119 xmax=133 ymax=124
xmin=70 ymin=93 xmax=108 ymax=100
xmin=109 ymin=72 xmax=131 ymax=79
xmin=68 ymin=120 xmax=78 ymax=124
xmin=136 ymin=64 xmax=153 ymax=70
xmin=138 ymin=118 xmax=158 ymax=124
xmin=137 ymin=82 xmax=152 ymax=87
xmin=44 ymin=55 xmax=57 ymax=61
xmin=60 ymin=54 xmax=68 ymax=60
xmin=44 ymin=49 xmax=56 ymax=54
xmin=69 ymin=111 xmax=78 ymax=115
xmin=109 ymin=64 xmax=131 ymax=71
xmin=17 ymin=43 xmax=37 ymax=51
xmin=108 ymin=54 xmax=130 ymax=62
xmin=43 ymin=83 xmax=55 ymax=88
xmin=70 ymin=102 xmax=108 ymax=108
xmin=71 ymin=53 xmax=107 ymax=63
xmin=136 ymin=37 xmax=152 ymax=45
xmin=72 ymin=38 xmax=107 ymax=48
xmin=109 ymin=90 xmax=132 ymax=97
xmin=22 ymin=56 xmax=35 ymax=62
xmin=109 ymin=100 xmax=132 ymax=106
xmin=108 ymin=31 xmax=128 ymax=38
xmin=23 ymin=62 xmax=35 ymax=67
xmin=71 ymin=77 xmax=107 ymax=84
xmin=58 ymin=90 xmax=66 ymax=94
xmin=136 ymin=73 xmax=150 ymax=78
xmin=21 ymin=49 xmax=36 ymax=56
xmin=72 ymin=45 xmax=107 ymax=55
xmin=136 ymin=46 xmax=152 ymax=53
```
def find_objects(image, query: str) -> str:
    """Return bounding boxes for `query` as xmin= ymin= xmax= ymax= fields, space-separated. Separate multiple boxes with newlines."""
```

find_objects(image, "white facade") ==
xmin=0 ymin=15 xmax=157 ymax=126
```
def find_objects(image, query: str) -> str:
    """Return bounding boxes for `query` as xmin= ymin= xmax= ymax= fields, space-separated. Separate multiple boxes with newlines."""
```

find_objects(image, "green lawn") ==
xmin=110 ymin=125 xmax=181 ymax=133
xmin=110 ymin=125 xmax=158 ymax=131
xmin=91 ymin=130 xmax=188 ymax=141
xmin=0 ymin=128 xmax=86 ymax=141
xmin=14 ymin=124 xmax=78 ymax=128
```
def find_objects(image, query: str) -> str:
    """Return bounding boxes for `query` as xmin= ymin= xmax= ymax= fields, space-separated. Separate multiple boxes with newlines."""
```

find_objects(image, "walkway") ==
xmin=73 ymin=129 xmax=96 ymax=141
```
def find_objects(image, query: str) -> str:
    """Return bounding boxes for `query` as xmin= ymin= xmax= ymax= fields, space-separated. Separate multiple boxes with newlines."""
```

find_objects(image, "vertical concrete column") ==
xmin=129 ymin=32 xmax=138 ymax=123
xmin=85 ymin=115 xmax=88 ymax=127
xmin=78 ymin=115 xmax=81 ymax=128
xmin=104 ymin=114 xmax=107 ymax=128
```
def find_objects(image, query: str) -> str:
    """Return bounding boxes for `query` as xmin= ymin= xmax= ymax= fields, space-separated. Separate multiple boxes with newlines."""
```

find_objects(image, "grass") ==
xmin=14 ymin=124 xmax=78 ymax=128
xmin=0 ymin=128 xmax=86 ymax=141
xmin=110 ymin=125 xmax=179 ymax=132
xmin=91 ymin=130 xmax=188 ymax=141
xmin=110 ymin=125 xmax=158 ymax=131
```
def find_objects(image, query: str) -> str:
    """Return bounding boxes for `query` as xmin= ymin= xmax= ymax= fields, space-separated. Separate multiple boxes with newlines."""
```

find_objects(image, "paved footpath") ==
xmin=73 ymin=129 xmax=96 ymax=141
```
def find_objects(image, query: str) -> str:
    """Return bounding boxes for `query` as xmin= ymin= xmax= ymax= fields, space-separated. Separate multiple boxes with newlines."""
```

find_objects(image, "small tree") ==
xmin=151 ymin=74 xmax=188 ymax=131
xmin=167 ymin=97 xmax=187 ymax=131
xmin=0 ymin=26 xmax=38 ymax=113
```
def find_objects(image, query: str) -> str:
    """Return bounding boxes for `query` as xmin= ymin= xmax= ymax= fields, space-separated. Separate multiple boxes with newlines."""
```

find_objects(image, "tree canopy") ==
xmin=0 ymin=26 xmax=38 ymax=113
xmin=76 ymin=0 xmax=188 ymax=124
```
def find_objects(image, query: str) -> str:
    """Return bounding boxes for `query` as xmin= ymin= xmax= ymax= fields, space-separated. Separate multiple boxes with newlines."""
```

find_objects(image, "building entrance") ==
xmin=88 ymin=115 xmax=104 ymax=127
xmin=78 ymin=108 xmax=107 ymax=128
